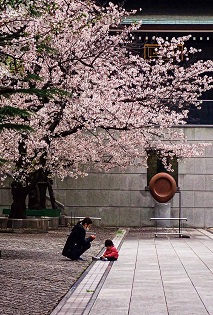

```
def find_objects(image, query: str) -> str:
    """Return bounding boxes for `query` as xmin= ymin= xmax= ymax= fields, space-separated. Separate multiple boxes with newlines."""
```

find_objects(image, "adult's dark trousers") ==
xmin=63 ymin=242 xmax=91 ymax=260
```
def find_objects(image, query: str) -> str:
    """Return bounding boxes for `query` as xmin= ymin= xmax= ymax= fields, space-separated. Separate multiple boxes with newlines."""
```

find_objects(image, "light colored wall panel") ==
xmin=0 ymin=188 xmax=13 ymax=206
xmin=170 ymin=207 xmax=183 ymax=217
xmin=205 ymin=175 xmax=213 ymax=191
xmin=194 ymin=191 xmax=213 ymax=208
xmin=181 ymin=191 xmax=195 ymax=208
xmin=108 ymin=191 xmax=131 ymax=207
xmin=54 ymin=189 xmax=66 ymax=206
xmin=204 ymin=209 xmax=213 ymax=228
xmin=66 ymin=207 xmax=100 ymax=218
xmin=128 ymin=174 xmax=147 ymax=190
xmin=97 ymin=207 xmax=120 ymax=226
xmin=194 ymin=158 xmax=208 ymax=174
xmin=178 ymin=159 xmax=195 ymax=175
xmin=183 ymin=208 xmax=205 ymax=228
xmin=183 ymin=127 xmax=196 ymax=140
xmin=194 ymin=128 xmax=213 ymax=141
xmin=119 ymin=208 xmax=141 ymax=227
xmin=141 ymin=208 xmax=155 ymax=226
xmin=66 ymin=190 xmax=111 ymax=207
xmin=130 ymin=190 xmax=154 ymax=207
xmin=170 ymin=193 xmax=180 ymax=208
xmin=54 ymin=176 xmax=77 ymax=189
xmin=64 ymin=190 xmax=88 ymax=206
xmin=205 ymin=158 xmax=213 ymax=174
xmin=180 ymin=174 xmax=206 ymax=191
xmin=205 ymin=144 xmax=213 ymax=157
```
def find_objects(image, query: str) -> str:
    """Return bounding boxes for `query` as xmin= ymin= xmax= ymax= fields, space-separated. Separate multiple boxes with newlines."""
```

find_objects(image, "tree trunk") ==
xmin=7 ymin=181 xmax=28 ymax=228
xmin=9 ymin=169 xmax=43 ymax=221
xmin=29 ymin=180 xmax=57 ymax=209
xmin=27 ymin=171 xmax=48 ymax=210
xmin=9 ymin=181 xmax=28 ymax=218
xmin=47 ymin=181 xmax=57 ymax=209
xmin=8 ymin=170 xmax=58 ymax=223
xmin=37 ymin=182 xmax=48 ymax=209
xmin=28 ymin=184 xmax=41 ymax=209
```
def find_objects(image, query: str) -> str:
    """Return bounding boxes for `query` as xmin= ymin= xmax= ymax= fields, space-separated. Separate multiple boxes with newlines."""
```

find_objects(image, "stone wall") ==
xmin=51 ymin=127 xmax=213 ymax=227
xmin=1 ymin=126 xmax=213 ymax=228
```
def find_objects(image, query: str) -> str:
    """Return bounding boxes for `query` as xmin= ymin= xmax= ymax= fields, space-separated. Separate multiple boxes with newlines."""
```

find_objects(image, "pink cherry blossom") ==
xmin=0 ymin=0 xmax=212 ymax=183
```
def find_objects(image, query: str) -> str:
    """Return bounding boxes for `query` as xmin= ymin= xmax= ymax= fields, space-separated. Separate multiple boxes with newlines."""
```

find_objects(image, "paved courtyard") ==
xmin=1 ymin=227 xmax=213 ymax=315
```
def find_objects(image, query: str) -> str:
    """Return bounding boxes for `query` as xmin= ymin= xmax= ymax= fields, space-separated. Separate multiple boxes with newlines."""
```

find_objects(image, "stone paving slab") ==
xmin=84 ymin=228 xmax=213 ymax=315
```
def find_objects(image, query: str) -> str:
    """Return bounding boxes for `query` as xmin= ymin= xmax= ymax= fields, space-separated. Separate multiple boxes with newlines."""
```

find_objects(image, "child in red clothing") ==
xmin=92 ymin=239 xmax=119 ymax=261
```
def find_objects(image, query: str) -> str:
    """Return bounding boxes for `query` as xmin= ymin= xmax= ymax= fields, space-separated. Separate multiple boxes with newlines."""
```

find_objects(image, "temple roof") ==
xmin=123 ymin=15 xmax=213 ymax=25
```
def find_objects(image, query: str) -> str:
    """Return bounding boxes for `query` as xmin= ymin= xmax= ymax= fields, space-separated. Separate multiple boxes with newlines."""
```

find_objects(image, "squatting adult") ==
xmin=62 ymin=217 xmax=96 ymax=260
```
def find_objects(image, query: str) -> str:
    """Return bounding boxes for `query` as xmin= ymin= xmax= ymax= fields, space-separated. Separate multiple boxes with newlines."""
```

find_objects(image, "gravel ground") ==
xmin=0 ymin=227 xmax=117 ymax=315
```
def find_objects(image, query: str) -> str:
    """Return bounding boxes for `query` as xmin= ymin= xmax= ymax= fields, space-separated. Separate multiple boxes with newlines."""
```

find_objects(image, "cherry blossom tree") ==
xmin=0 ymin=0 xmax=213 ymax=218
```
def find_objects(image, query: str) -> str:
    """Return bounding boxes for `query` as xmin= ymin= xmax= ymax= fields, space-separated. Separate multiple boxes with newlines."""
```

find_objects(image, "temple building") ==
xmin=111 ymin=0 xmax=213 ymax=124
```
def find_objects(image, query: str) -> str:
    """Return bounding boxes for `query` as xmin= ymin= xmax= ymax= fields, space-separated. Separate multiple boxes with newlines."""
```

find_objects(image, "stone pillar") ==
xmin=154 ymin=201 xmax=171 ymax=227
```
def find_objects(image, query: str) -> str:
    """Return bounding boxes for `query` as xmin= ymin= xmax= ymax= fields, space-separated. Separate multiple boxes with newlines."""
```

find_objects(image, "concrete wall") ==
xmin=0 ymin=177 xmax=13 ymax=214
xmin=53 ymin=167 xmax=155 ymax=227
xmin=51 ymin=126 xmax=213 ymax=228
xmin=1 ymin=126 xmax=213 ymax=227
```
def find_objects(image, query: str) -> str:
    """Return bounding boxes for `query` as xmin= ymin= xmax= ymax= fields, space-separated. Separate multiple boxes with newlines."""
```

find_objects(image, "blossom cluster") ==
xmin=0 ymin=0 xmax=212 ymax=182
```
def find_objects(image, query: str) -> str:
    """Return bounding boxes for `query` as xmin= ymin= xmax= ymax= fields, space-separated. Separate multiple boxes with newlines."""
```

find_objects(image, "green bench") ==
xmin=3 ymin=208 xmax=61 ymax=217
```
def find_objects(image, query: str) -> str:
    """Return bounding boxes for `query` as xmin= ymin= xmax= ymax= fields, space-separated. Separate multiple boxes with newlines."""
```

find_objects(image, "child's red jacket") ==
xmin=103 ymin=246 xmax=119 ymax=259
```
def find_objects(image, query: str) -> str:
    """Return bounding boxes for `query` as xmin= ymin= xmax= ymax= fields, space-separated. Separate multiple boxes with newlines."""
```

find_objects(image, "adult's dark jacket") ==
xmin=62 ymin=222 xmax=94 ymax=260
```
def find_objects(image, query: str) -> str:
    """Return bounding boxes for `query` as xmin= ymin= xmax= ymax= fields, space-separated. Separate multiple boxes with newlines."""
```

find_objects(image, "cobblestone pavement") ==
xmin=0 ymin=227 xmax=117 ymax=315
